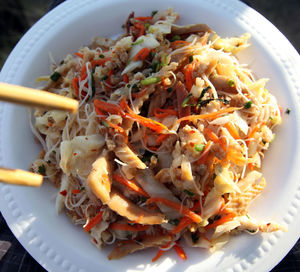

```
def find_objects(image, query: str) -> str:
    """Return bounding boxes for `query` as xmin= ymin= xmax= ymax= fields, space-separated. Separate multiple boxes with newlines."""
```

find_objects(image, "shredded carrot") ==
xmin=247 ymin=122 xmax=266 ymax=142
xmin=171 ymin=217 xmax=193 ymax=234
xmin=134 ymin=22 xmax=145 ymax=37
xmin=103 ymin=119 xmax=124 ymax=133
xmin=80 ymin=63 xmax=89 ymax=80
xmin=204 ymin=127 xmax=219 ymax=143
xmin=176 ymin=107 xmax=241 ymax=123
xmin=72 ymin=77 xmax=79 ymax=95
xmin=122 ymin=98 xmax=168 ymax=133
xmin=224 ymin=122 xmax=240 ymax=139
xmin=226 ymin=147 xmax=246 ymax=166
xmin=184 ymin=63 xmax=194 ymax=92
xmin=156 ymin=134 xmax=169 ymax=144
xmin=113 ymin=174 xmax=149 ymax=198
xmin=106 ymin=69 xmax=114 ymax=87
xmin=134 ymin=16 xmax=153 ymax=21
xmin=74 ymin=52 xmax=84 ymax=58
xmin=122 ymin=74 xmax=129 ymax=83
xmin=94 ymin=99 xmax=125 ymax=116
xmin=132 ymin=89 xmax=147 ymax=98
xmin=71 ymin=189 xmax=81 ymax=194
xmin=110 ymin=223 xmax=149 ymax=232
xmin=134 ymin=48 xmax=151 ymax=61
xmin=152 ymin=249 xmax=165 ymax=262
xmin=146 ymin=197 xmax=202 ymax=223
xmin=205 ymin=213 xmax=236 ymax=231
xmin=91 ymin=58 xmax=111 ymax=68
xmin=154 ymin=108 xmax=178 ymax=118
xmin=84 ymin=211 xmax=103 ymax=232
xmin=196 ymin=140 xmax=212 ymax=165
xmin=174 ymin=242 xmax=187 ymax=260
xmin=248 ymin=163 xmax=254 ymax=171
xmin=170 ymin=40 xmax=190 ymax=48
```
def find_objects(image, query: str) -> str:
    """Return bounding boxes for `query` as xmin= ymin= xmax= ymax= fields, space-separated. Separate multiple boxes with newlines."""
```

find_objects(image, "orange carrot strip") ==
xmin=113 ymin=174 xmax=149 ymax=198
xmin=248 ymin=163 xmax=254 ymax=171
xmin=81 ymin=63 xmax=89 ymax=80
xmin=72 ymin=78 xmax=79 ymax=96
xmin=110 ymin=223 xmax=149 ymax=232
xmin=184 ymin=63 xmax=193 ymax=92
xmin=205 ymin=213 xmax=236 ymax=231
xmin=132 ymin=89 xmax=147 ymax=98
xmin=224 ymin=122 xmax=240 ymax=140
xmin=146 ymin=197 xmax=202 ymax=223
xmin=91 ymin=58 xmax=111 ymax=68
xmin=204 ymin=127 xmax=219 ymax=143
xmin=84 ymin=211 xmax=103 ymax=232
xmin=170 ymin=40 xmax=190 ymax=48
xmin=74 ymin=52 xmax=84 ymax=58
xmin=134 ymin=22 xmax=145 ymax=37
xmin=196 ymin=140 xmax=212 ymax=165
xmin=93 ymin=99 xmax=125 ymax=116
xmin=104 ymin=119 xmax=124 ymax=133
xmin=171 ymin=217 xmax=193 ymax=234
xmin=106 ymin=69 xmax=113 ymax=86
xmin=156 ymin=134 xmax=169 ymax=144
xmin=176 ymin=107 xmax=241 ymax=123
xmin=154 ymin=108 xmax=178 ymax=118
xmin=135 ymin=16 xmax=153 ymax=21
xmin=122 ymin=74 xmax=129 ymax=83
xmin=133 ymin=48 xmax=151 ymax=61
xmin=71 ymin=189 xmax=81 ymax=194
xmin=174 ymin=243 xmax=187 ymax=260
xmin=152 ymin=249 xmax=165 ymax=262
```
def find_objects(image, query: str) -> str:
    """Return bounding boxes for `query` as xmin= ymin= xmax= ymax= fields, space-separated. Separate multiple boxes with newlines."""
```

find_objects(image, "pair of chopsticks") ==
xmin=0 ymin=82 xmax=79 ymax=187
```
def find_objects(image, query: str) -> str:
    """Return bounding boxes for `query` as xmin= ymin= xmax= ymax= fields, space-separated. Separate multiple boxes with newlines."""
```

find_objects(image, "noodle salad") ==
xmin=30 ymin=8 xmax=286 ymax=261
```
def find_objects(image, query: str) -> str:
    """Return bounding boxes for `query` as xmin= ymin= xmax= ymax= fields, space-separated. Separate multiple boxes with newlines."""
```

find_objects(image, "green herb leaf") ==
xmin=189 ymin=55 xmax=194 ymax=63
xmin=151 ymin=60 xmax=161 ymax=72
xmin=149 ymin=51 xmax=156 ymax=59
xmin=161 ymin=54 xmax=168 ymax=67
xmin=50 ymin=71 xmax=61 ymax=82
xmin=181 ymin=94 xmax=193 ymax=107
xmin=167 ymin=87 xmax=173 ymax=93
xmin=244 ymin=101 xmax=252 ymax=109
xmin=227 ymin=79 xmax=235 ymax=87
xmin=101 ymin=120 xmax=109 ymax=128
xmin=101 ymin=75 xmax=108 ymax=81
xmin=191 ymin=232 xmax=199 ymax=243
xmin=151 ymin=10 xmax=158 ymax=16
xmin=144 ymin=23 xmax=150 ymax=29
xmin=199 ymin=86 xmax=211 ymax=100
xmin=80 ymin=187 xmax=85 ymax=191
xmin=171 ymin=35 xmax=181 ymax=42
xmin=131 ymin=83 xmax=139 ymax=93
xmin=132 ymin=39 xmax=144 ymax=46
xmin=141 ymin=77 xmax=161 ymax=86
xmin=38 ymin=164 xmax=46 ymax=175
xmin=99 ymin=54 xmax=105 ymax=58
xmin=194 ymin=144 xmax=205 ymax=152
xmin=184 ymin=189 xmax=194 ymax=197
xmin=168 ymin=218 xmax=180 ymax=226
xmin=285 ymin=108 xmax=291 ymax=114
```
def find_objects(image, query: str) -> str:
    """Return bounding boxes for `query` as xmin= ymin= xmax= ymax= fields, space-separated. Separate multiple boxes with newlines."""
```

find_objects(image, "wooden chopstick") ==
xmin=0 ymin=82 xmax=79 ymax=114
xmin=0 ymin=167 xmax=43 ymax=187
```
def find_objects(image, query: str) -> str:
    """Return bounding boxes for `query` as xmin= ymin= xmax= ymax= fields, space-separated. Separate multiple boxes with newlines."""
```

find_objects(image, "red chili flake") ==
xmin=93 ymin=238 xmax=98 ymax=244
xmin=85 ymin=137 xmax=88 ymax=140
xmin=267 ymin=223 xmax=271 ymax=226
xmin=72 ymin=189 xmax=81 ymax=194
xmin=190 ymin=142 xmax=195 ymax=147
xmin=73 ymin=153 xmax=77 ymax=156
xmin=91 ymin=149 xmax=97 ymax=152
xmin=60 ymin=190 xmax=67 ymax=196
xmin=189 ymin=130 xmax=196 ymax=134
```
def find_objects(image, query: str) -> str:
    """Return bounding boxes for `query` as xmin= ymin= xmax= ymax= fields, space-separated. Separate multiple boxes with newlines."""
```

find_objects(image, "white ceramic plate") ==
xmin=1 ymin=0 xmax=300 ymax=271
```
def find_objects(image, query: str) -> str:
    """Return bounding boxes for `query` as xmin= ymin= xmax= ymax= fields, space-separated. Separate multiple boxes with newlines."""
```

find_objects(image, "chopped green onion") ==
xmin=126 ymin=84 xmax=131 ymax=88
xmin=167 ymin=87 xmax=173 ymax=93
xmin=121 ymin=24 xmax=125 ymax=29
xmin=101 ymin=75 xmax=108 ymax=81
xmin=168 ymin=218 xmax=180 ymax=226
xmin=181 ymin=94 xmax=193 ymax=107
xmin=191 ymin=232 xmax=199 ymax=243
xmin=151 ymin=10 xmax=158 ymax=16
xmin=37 ymin=164 xmax=46 ymax=175
xmin=184 ymin=189 xmax=194 ymax=197
xmin=227 ymin=79 xmax=235 ymax=87
xmin=189 ymin=55 xmax=194 ymax=63
xmin=80 ymin=187 xmax=85 ymax=191
xmin=149 ymin=51 xmax=156 ymax=59
xmin=244 ymin=101 xmax=252 ymax=109
xmin=141 ymin=76 xmax=161 ymax=86
xmin=171 ymin=35 xmax=181 ymax=42
xmin=132 ymin=39 xmax=144 ymax=46
xmin=131 ymin=83 xmax=139 ymax=93
xmin=270 ymin=134 xmax=276 ymax=143
xmin=269 ymin=116 xmax=274 ymax=120
xmin=246 ymin=214 xmax=250 ymax=219
xmin=194 ymin=144 xmax=205 ymax=152
xmin=285 ymin=108 xmax=291 ymax=114
xmin=152 ymin=61 xmax=161 ymax=72
xmin=99 ymin=54 xmax=105 ymax=58
xmin=52 ymin=150 xmax=56 ymax=154
xmin=144 ymin=23 xmax=150 ymax=29
xmin=161 ymin=54 xmax=168 ymax=67
xmin=50 ymin=71 xmax=61 ymax=82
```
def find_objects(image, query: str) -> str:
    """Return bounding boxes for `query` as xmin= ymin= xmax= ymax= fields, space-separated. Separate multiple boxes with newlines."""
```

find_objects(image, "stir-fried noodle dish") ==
xmin=31 ymin=9 xmax=286 ymax=260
